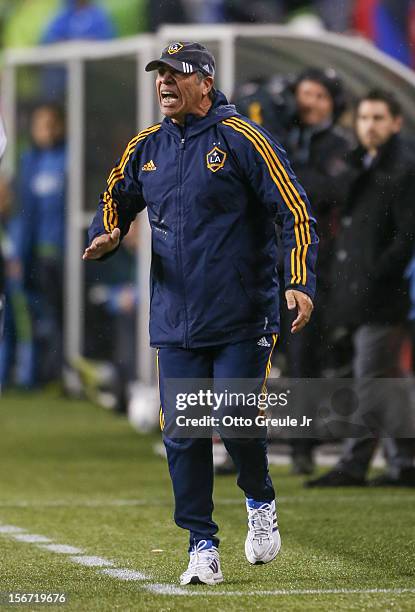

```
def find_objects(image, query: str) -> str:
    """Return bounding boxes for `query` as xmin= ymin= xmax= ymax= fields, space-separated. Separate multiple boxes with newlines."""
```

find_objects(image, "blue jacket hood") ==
xmin=161 ymin=89 xmax=237 ymax=137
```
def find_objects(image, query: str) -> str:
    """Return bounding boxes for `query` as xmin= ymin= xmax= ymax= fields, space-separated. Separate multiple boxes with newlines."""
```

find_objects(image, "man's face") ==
xmin=296 ymin=79 xmax=334 ymax=126
xmin=356 ymin=100 xmax=402 ymax=151
xmin=156 ymin=66 xmax=209 ymax=123
xmin=31 ymin=108 xmax=64 ymax=149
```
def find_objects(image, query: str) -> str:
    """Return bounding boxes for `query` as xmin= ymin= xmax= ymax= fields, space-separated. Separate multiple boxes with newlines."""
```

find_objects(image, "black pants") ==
xmin=32 ymin=257 xmax=63 ymax=383
xmin=337 ymin=325 xmax=414 ymax=478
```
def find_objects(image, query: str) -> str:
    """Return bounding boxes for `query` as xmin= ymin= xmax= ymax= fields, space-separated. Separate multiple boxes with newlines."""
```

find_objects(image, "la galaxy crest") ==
xmin=167 ymin=42 xmax=183 ymax=54
xmin=206 ymin=146 xmax=227 ymax=173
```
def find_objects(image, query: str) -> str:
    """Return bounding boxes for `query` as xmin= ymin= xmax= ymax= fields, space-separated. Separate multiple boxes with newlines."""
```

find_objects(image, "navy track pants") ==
xmin=158 ymin=335 xmax=277 ymax=549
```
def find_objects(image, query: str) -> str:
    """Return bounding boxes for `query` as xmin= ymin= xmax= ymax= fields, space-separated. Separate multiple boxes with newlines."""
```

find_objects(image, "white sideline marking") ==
xmin=144 ymin=586 xmax=415 ymax=597
xmin=101 ymin=569 xmax=148 ymax=581
xmin=0 ymin=523 xmax=143 ymax=584
xmin=39 ymin=544 xmax=84 ymax=554
xmin=0 ymin=494 xmax=413 ymax=508
xmin=1 ymin=523 xmax=414 ymax=599
xmin=12 ymin=534 xmax=52 ymax=543
xmin=69 ymin=555 xmax=114 ymax=567
xmin=0 ymin=525 xmax=26 ymax=533
xmin=146 ymin=583 xmax=188 ymax=595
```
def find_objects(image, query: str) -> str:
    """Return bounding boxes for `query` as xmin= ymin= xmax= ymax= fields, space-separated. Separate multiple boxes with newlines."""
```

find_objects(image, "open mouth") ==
xmin=160 ymin=91 xmax=179 ymax=103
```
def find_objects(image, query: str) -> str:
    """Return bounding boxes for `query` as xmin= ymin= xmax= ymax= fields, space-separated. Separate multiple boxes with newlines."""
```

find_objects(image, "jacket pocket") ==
xmin=233 ymin=260 xmax=258 ymax=306
xmin=233 ymin=258 xmax=272 ymax=312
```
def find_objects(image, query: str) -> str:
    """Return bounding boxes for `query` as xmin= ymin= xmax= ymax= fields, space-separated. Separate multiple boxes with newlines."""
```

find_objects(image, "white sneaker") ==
xmin=245 ymin=498 xmax=281 ymax=564
xmin=180 ymin=539 xmax=224 ymax=585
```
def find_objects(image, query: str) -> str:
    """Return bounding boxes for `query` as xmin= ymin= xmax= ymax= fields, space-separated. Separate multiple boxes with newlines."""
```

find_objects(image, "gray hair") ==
xmin=195 ymin=70 xmax=215 ymax=101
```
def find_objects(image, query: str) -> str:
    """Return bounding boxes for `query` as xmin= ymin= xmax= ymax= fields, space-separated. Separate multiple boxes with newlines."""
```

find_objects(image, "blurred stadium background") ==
xmin=0 ymin=2 xmax=414 ymax=609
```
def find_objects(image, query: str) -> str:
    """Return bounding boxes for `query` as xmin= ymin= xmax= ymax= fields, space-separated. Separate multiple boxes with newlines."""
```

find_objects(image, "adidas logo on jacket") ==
xmin=88 ymin=91 xmax=318 ymax=348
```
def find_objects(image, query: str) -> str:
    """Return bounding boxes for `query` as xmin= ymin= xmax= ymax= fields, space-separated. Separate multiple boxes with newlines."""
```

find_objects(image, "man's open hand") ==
xmin=285 ymin=288 xmax=314 ymax=334
xmin=82 ymin=228 xmax=120 ymax=261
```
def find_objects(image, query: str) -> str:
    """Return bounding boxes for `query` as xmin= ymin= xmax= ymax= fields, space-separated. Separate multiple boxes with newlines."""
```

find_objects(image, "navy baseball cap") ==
xmin=145 ymin=41 xmax=216 ymax=76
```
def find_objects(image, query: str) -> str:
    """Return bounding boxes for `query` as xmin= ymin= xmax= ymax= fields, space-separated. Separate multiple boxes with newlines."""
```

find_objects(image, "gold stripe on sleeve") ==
xmin=102 ymin=124 xmax=161 ymax=233
xmin=223 ymin=118 xmax=303 ymax=283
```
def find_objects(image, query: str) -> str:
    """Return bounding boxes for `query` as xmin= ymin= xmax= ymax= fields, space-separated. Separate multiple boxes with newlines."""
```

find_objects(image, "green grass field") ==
xmin=0 ymin=390 xmax=414 ymax=611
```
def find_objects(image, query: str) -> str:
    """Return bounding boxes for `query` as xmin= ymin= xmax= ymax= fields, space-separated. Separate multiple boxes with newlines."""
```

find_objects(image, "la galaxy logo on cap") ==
xmin=206 ymin=146 xmax=227 ymax=173
xmin=167 ymin=42 xmax=183 ymax=55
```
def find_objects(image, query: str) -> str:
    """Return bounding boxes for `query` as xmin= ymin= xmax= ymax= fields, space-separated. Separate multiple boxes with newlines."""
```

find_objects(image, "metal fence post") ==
xmin=66 ymin=58 xmax=85 ymax=365
xmin=136 ymin=45 xmax=157 ymax=384
xmin=1 ymin=64 xmax=16 ymax=177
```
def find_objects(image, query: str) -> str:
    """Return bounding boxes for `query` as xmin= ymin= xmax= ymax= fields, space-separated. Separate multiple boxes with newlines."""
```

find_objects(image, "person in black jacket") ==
xmin=307 ymin=89 xmax=415 ymax=487
xmin=283 ymin=69 xmax=352 ymax=474
xmin=233 ymin=68 xmax=352 ymax=475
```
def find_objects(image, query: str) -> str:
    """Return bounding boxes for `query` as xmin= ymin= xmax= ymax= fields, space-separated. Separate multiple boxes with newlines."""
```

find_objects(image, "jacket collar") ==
xmin=161 ymin=90 xmax=237 ymax=139
xmin=293 ymin=116 xmax=333 ymax=136
xmin=348 ymin=134 xmax=401 ymax=171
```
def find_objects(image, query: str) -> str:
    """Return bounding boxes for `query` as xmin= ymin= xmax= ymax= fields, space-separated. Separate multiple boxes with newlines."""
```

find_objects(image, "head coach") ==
xmin=84 ymin=42 xmax=318 ymax=585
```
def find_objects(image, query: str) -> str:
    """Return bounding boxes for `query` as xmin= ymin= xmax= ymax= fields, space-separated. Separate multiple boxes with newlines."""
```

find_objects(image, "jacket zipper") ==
xmin=176 ymin=136 xmax=189 ymax=348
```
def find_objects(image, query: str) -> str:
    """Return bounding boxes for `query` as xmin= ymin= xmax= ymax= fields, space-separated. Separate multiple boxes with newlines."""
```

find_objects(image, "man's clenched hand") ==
xmin=82 ymin=228 xmax=120 ymax=261
xmin=285 ymin=288 xmax=314 ymax=334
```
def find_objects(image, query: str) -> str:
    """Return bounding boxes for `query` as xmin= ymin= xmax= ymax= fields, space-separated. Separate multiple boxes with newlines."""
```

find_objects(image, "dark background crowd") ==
xmin=2 ymin=1 xmax=415 ymax=71
xmin=1 ymin=0 xmax=415 ymax=486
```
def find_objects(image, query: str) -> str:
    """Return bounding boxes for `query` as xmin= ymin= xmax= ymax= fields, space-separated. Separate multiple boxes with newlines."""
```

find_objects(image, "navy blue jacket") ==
xmin=88 ymin=91 xmax=318 ymax=348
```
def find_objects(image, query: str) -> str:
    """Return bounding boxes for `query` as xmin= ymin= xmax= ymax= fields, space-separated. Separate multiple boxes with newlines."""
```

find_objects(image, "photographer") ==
xmin=235 ymin=68 xmax=351 ymax=474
